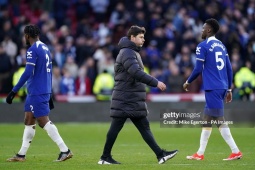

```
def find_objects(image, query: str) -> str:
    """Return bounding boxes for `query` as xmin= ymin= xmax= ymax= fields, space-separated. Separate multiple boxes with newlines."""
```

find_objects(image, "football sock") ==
xmin=43 ymin=121 xmax=68 ymax=152
xmin=197 ymin=127 xmax=212 ymax=155
xmin=219 ymin=124 xmax=239 ymax=153
xmin=18 ymin=125 xmax=36 ymax=155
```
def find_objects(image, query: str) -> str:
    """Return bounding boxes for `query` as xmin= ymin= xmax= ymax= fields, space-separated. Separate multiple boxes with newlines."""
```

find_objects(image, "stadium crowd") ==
xmin=0 ymin=0 xmax=255 ymax=101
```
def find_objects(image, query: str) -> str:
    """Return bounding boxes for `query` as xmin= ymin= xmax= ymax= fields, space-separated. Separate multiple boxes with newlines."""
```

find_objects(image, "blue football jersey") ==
xmin=26 ymin=41 xmax=52 ymax=95
xmin=196 ymin=36 xmax=230 ymax=90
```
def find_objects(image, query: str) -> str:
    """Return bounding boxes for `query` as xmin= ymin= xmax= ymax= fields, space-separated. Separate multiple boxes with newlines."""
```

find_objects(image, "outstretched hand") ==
xmin=183 ymin=82 xmax=189 ymax=92
xmin=6 ymin=91 xmax=16 ymax=104
xmin=157 ymin=81 xmax=166 ymax=91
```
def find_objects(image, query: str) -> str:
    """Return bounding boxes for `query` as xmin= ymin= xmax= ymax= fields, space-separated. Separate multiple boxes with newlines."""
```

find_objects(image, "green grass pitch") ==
xmin=0 ymin=122 xmax=254 ymax=170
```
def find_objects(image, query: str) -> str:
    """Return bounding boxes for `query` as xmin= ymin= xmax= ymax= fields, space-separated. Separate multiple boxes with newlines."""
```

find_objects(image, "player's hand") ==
xmin=225 ymin=91 xmax=232 ymax=103
xmin=6 ymin=91 xmax=16 ymax=104
xmin=183 ymin=81 xmax=189 ymax=92
xmin=49 ymin=95 xmax=54 ymax=110
xmin=157 ymin=81 xmax=166 ymax=91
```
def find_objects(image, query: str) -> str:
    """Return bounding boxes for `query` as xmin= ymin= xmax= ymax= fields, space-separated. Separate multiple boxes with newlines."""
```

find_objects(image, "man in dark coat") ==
xmin=98 ymin=25 xmax=178 ymax=165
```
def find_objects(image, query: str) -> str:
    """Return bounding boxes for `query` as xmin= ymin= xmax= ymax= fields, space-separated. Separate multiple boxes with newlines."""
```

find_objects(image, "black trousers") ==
xmin=102 ymin=117 xmax=162 ymax=158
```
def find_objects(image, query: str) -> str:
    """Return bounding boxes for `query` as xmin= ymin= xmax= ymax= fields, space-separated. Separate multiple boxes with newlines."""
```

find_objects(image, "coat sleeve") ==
xmin=121 ymin=50 xmax=158 ymax=87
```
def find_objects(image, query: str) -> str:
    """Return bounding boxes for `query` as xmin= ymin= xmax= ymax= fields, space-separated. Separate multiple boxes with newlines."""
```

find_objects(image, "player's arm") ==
xmin=225 ymin=54 xmax=233 ymax=90
xmin=12 ymin=64 xmax=34 ymax=92
xmin=6 ymin=63 xmax=34 ymax=104
xmin=183 ymin=60 xmax=203 ymax=91
xmin=183 ymin=45 xmax=205 ymax=91
xmin=187 ymin=60 xmax=203 ymax=84
xmin=225 ymin=54 xmax=233 ymax=103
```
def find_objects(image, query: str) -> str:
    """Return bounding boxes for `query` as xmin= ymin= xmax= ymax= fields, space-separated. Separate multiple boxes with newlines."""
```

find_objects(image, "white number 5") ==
xmin=215 ymin=52 xmax=224 ymax=70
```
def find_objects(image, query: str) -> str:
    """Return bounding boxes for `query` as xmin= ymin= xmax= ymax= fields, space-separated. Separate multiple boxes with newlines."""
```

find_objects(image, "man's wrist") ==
xmin=227 ymin=89 xmax=232 ymax=92
xmin=185 ymin=80 xmax=189 ymax=84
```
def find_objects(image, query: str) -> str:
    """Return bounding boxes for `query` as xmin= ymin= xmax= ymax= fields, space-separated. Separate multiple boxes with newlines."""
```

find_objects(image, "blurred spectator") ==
xmin=175 ymin=45 xmax=195 ymax=74
xmin=37 ymin=11 xmax=51 ymax=29
xmin=93 ymin=69 xmax=114 ymax=101
xmin=167 ymin=61 xmax=183 ymax=93
xmin=145 ymin=40 xmax=161 ymax=69
xmin=16 ymin=47 xmax=27 ymax=67
xmin=75 ymin=66 xmax=92 ymax=95
xmin=164 ymin=40 xmax=177 ymax=58
xmin=111 ymin=24 xmax=127 ymax=44
xmin=131 ymin=10 xmax=147 ymax=28
xmin=172 ymin=7 xmax=186 ymax=34
xmin=39 ymin=19 xmax=57 ymax=47
xmin=164 ymin=22 xmax=176 ymax=41
xmin=52 ymin=66 xmax=62 ymax=95
xmin=74 ymin=0 xmax=90 ymax=21
xmin=52 ymin=43 xmax=66 ymax=69
xmin=109 ymin=2 xmax=130 ymax=28
xmin=230 ymin=48 xmax=243 ymax=76
xmin=96 ymin=23 xmax=111 ymax=46
xmin=12 ymin=58 xmax=26 ymax=101
xmin=75 ymin=17 xmax=93 ymax=38
xmin=234 ymin=61 xmax=255 ymax=101
xmin=96 ymin=47 xmax=114 ymax=75
xmin=1 ymin=33 xmax=18 ymax=65
xmin=85 ymin=57 xmax=97 ymax=90
xmin=75 ymin=36 xmax=95 ymax=67
xmin=129 ymin=0 xmax=147 ymax=21
xmin=151 ymin=27 xmax=168 ymax=51
xmin=89 ymin=0 xmax=109 ymax=23
xmin=60 ymin=67 xmax=75 ymax=95
xmin=53 ymin=0 xmax=69 ymax=28
xmin=160 ymin=50 xmax=173 ymax=70
xmin=63 ymin=55 xmax=79 ymax=79
xmin=0 ymin=19 xmax=15 ymax=42
xmin=63 ymin=36 xmax=76 ymax=59
xmin=58 ymin=25 xmax=70 ymax=45
xmin=0 ymin=44 xmax=12 ymax=93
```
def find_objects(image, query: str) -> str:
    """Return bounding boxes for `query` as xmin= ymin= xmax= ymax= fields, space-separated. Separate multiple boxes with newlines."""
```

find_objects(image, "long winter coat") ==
xmin=110 ymin=37 xmax=158 ymax=118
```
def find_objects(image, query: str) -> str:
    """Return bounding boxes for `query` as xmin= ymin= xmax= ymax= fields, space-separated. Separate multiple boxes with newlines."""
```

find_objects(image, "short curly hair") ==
xmin=24 ymin=25 xmax=40 ymax=38
xmin=205 ymin=18 xmax=220 ymax=34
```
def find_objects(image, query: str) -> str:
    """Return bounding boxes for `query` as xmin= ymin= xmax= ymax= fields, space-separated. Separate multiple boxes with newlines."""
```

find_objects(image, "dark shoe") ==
xmin=98 ymin=155 xmax=121 ymax=164
xmin=55 ymin=149 xmax=73 ymax=162
xmin=158 ymin=149 xmax=178 ymax=164
xmin=6 ymin=154 xmax=26 ymax=162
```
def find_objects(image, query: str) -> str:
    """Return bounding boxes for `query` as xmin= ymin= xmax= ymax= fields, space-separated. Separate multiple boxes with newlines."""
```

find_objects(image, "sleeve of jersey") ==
xmin=187 ymin=45 xmax=205 ymax=83
xmin=12 ymin=64 xmax=34 ymax=92
xmin=226 ymin=54 xmax=233 ymax=89
xmin=13 ymin=49 xmax=36 ymax=92
xmin=187 ymin=60 xmax=203 ymax=83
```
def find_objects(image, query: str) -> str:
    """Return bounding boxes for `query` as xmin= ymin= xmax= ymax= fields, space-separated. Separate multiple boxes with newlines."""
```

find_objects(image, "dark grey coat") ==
xmin=110 ymin=37 xmax=158 ymax=118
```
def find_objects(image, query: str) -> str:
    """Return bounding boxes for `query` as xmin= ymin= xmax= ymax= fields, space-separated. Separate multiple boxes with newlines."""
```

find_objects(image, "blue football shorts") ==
xmin=24 ymin=94 xmax=50 ymax=118
xmin=204 ymin=89 xmax=227 ymax=117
